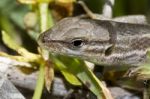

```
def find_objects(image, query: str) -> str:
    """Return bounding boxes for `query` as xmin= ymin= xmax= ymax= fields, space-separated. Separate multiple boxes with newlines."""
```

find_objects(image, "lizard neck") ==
xmin=80 ymin=20 xmax=150 ymax=66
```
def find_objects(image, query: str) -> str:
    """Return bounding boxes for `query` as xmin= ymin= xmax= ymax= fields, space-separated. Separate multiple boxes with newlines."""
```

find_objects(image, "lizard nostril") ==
xmin=38 ymin=29 xmax=54 ymax=44
xmin=38 ymin=33 xmax=47 ymax=46
xmin=41 ymin=37 xmax=46 ymax=43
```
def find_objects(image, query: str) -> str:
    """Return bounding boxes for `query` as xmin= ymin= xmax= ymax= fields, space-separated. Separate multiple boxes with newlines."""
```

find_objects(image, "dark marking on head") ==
xmin=44 ymin=39 xmax=110 ymax=48
xmin=86 ymin=19 xmax=117 ymax=44
xmin=131 ymin=37 xmax=150 ymax=50
xmin=105 ymin=45 xmax=114 ymax=56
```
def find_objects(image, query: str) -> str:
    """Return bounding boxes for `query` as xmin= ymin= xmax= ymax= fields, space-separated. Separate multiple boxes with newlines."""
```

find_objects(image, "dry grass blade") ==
xmin=44 ymin=60 xmax=54 ymax=92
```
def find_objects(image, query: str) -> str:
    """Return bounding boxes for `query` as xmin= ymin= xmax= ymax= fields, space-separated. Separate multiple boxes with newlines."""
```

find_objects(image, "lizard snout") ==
xmin=37 ymin=33 xmax=45 ymax=47
xmin=38 ymin=30 xmax=51 ymax=47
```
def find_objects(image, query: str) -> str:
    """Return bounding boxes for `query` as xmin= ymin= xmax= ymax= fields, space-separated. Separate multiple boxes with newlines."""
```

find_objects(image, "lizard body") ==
xmin=38 ymin=17 xmax=150 ymax=67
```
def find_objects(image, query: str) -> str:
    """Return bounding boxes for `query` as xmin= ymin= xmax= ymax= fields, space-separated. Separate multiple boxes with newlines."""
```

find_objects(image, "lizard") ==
xmin=38 ymin=16 xmax=150 ymax=69
xmin=36 ymin=16 xmax=150 ymax=99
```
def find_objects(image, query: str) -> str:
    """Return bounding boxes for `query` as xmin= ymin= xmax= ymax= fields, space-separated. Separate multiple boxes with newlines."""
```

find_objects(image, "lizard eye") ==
xmin=71 ymin=39 xmax=84 ymax=48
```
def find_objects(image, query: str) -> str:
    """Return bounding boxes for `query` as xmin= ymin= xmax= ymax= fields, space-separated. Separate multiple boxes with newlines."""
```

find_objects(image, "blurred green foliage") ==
xmin=85 ymin=0 xmax=149 ymax=16
xmin=113 ymin=0 xmax=149 ymax=16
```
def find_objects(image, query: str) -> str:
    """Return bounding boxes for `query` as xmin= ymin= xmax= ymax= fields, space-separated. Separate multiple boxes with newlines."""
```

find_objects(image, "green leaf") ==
xmin=0 ymin=0 xmax=29 ymax=29
xmin=52 ymin=55 xmax=113 ymax=99
xmin=61 ymin=70 xmax=82 ymax=86
xmin=50 ymin=55 xmax=81 ymax=86
xmin=2 ymin=31 xmax=20 ymax=50
xmin=2 ymin=31 xmax=41 ymax=63
xmin=33 ymin=63 xmax=45 ymax=99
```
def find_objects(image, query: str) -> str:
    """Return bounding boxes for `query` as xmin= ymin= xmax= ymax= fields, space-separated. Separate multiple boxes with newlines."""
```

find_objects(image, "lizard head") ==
xmin=38 ymin=17 xmax=114 ymax=64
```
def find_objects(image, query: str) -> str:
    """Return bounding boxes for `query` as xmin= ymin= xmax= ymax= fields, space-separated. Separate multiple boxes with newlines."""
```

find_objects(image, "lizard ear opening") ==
xmin=105 ymin=45 xmax=114 ymax=56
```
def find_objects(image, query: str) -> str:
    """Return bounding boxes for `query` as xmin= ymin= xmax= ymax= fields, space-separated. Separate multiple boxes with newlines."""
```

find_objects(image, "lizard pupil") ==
xmin=71 ymin=39 xmax=83 ymax=47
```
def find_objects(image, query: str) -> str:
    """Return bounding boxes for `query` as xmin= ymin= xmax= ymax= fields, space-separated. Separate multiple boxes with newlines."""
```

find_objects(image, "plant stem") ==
xmin=102 ymin=0 xmax=115 ymax=18
xmin=32 ymin=63 xmax=45 ymax=99
xmin=33 ymin=2 xmax=53 ymax=99
xmin=39 ymin=3 xmax=53 ymax=32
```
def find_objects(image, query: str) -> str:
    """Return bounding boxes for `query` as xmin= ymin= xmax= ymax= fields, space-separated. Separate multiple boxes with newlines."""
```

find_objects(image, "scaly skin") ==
xmin=38 ymin=17 xmax=150 ymax=67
